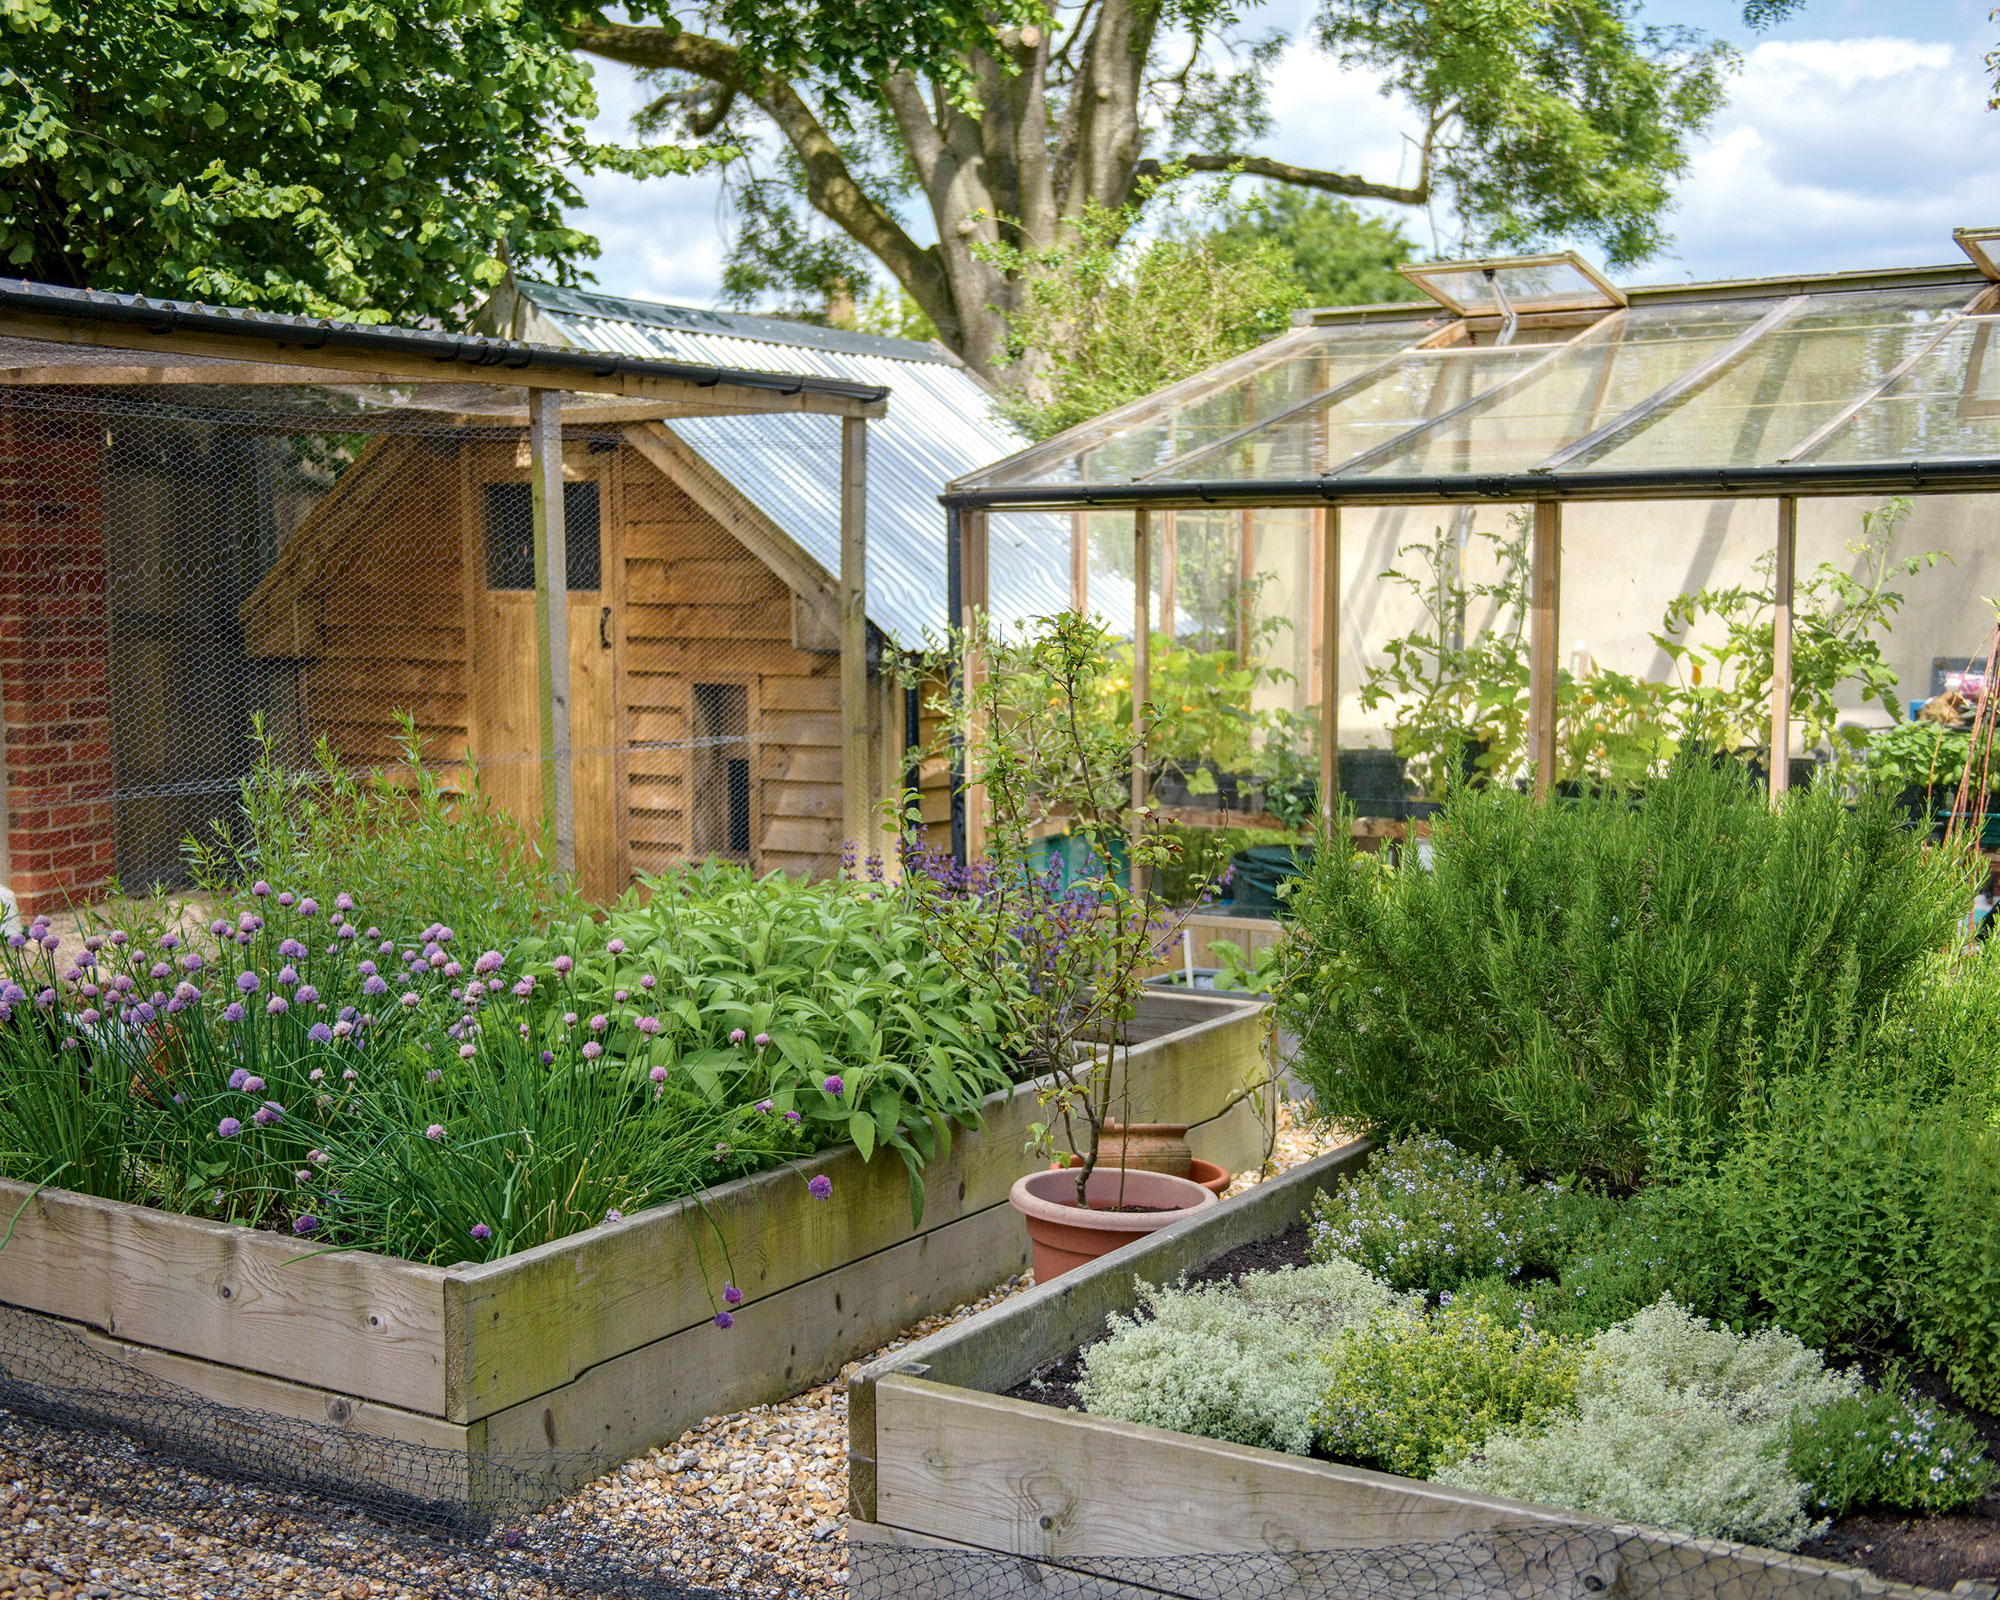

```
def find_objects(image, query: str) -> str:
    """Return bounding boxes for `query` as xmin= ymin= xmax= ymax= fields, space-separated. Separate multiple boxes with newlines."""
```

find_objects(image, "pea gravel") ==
xmin=2 ymin=1103 xmax=1345 ymax=1598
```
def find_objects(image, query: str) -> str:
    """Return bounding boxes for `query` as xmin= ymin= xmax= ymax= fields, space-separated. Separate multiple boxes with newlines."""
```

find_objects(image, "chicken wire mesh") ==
xmin=0 ymin=379 xmax=880 ymax=923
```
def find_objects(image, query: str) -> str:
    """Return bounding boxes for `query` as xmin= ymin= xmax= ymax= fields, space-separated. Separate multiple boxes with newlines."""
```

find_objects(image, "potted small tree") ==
xmin=898 ymin=612 xmax=1227 ymax=1280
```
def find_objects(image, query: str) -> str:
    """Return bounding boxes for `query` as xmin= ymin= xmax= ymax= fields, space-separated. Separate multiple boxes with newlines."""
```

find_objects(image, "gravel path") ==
xmin=2 ymin=1103 xmax=1342 ymax=1599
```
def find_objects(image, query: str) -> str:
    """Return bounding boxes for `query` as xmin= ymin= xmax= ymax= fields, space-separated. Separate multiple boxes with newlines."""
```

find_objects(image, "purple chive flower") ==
xmin=254 ymin=1102 xmax=283 ymax=1126
xmin=35 ymin=989 xmax=53 ymax=1009
xmin=471 ymin=1223 xmax=493 ymax=1241
xmin=276 ymin=965 xmax=299 ymax=985
xmin=639 ymin=974 xmax=656 ymax=990
xmin=236 ymin=971 xmax=259 ymax=994
xmin=279 ymin=938 xmax=307 ymax=960
xmin=295 ymin=1170 xmax=311 ymax=1185
xmin=181 ymin=951 xmax=203 ymax=972
xmin=175 ymin=980 xmax=199 ymax=1004
xmin=540 ymin=1051 xmax=554 ymax=1065
xmin=785 ymin=1109 xmax=801 ymax=1124
xmin=637 ymin=1016 xmax=661 ymax=1037
xmin=334 ymin=892 xmax=354 ymax=912
xmin=552 ymin=954 xmax=574 ymax=975
xmin=582 ymin=1041 xmax=604 ymax=1060
xmin=298 ymin=897 xmax=318 ymax=917
xmin=266 ymin=996 xmax=288 ymax=1016
xmin=649 ymin=1064 xmax=668 ymax=1083
xmin=217 ymin=1117 xmax=242 ymax=1138
xmin=149 ymin=961 xmax=171 ymax=979
xmin=308 ymin=1022 xmax=333 ymax=1044
xmin=222 ymin=1002 xmax=245 ymax=1023
xmin=295 ymin=984 xmax=319 ymax=1005
xmin=357 ymin=960 xmax=376 ymax=977
xmin=293 ymin=1215 xmax=318 ymax=1235
xmin=75 ymin=950 xmax=95 ymax=969
xmin=474 ymin=950 xmax=503 ymax=975
xmin=606 ymin=938 xmax=626 ymax=955
xmin=755 ymin=1099 xmax=774 ymax=1114
xmin=512 ymin=976 xmax=535 ymax=998
xmin=729 ymin=1028 xmax=747 ymax=1045
xmin=229 ymin=1067 xmax=250 ymax=1090
xmin=362 ymin=975 xmax=388 ymax=996
xmin=277 ymin=892 xmax=295 ymax=908
xmin=366 ymin=927 xmax=379 ymax=939
xmin=613 ymin=989 xmax=629 ymax=1005
xmin=425 ymin=1124 xmax=444 ymax=1141
xmin=564 ymin=1012 xmax=579 ymax=1027
xmin=754 ymin=1033 xmax=770 ymax=1048
xmin=211 ymin=918 xmax=231 ymax=937
xmin=401 ymin=992 xmax=420 ymax=1009
xmin=83 ymin=936 xmax=103 ymax=953
xmin=338 ymin=926 xmax=357 ymax=941
xmin=131 ymin=1001 xmax=157 ymax=1024
xmin=459 ymin=1043 xmax=476 ymax=1059
xmin=243 ymin=1075 xmax=265 ymax=1094
xmin=252 ymin=881 xmax=271 ymax=897
xmin=589 ymin=1014 xmax=607 ymax=1032
xmin=713 ymin=1310 xmax=734 ymax=1330
xmin=823 ymin=1075 xmax=844 ymax=1096
xmin=723 ymin=1283 xmax=744 ymax=1307
xmin=605 ymin=1208 xmax=622 ymax=1223
xmin=808 ymin=1175 xmax=833 ymax=1200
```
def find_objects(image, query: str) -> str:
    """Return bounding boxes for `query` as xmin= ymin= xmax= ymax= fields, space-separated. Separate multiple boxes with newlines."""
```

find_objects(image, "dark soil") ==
xmin=1001 ymin=1222 xmax=2000 ymax=1592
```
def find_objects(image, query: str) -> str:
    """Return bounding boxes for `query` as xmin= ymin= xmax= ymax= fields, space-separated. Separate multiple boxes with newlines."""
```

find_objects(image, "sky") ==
xmin=562 ymin=1 xmax=2000 ymax=312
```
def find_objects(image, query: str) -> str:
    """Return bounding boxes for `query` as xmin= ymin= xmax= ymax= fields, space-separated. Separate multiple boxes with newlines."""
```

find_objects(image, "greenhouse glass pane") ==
xmin=1405 ymin=258 xmax=1617 ymax=315
xmin=1577 ymin=286 xmax=1977 ymax=473
xmin=1149 ymin=343 xmax=1546 ymax=482
xmin=1815 ymin=315 xmax=2000 ymax=465
xmin=1350 ymin=301 xmax=1786 ymax=477
xmin=965 ymin=318 xmax=1440 ymax=488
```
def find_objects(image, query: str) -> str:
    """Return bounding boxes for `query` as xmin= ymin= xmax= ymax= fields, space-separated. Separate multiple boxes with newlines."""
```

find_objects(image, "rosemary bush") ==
xmin=1281 ymin=759 xmax=1970 ymax=1182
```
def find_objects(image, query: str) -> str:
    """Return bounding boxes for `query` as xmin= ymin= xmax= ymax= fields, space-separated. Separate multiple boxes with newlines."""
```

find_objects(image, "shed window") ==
xmin=483 ymin=482 xmax=601 ymax=590
xmin=691 ymin=683 xmax=752 ymax=858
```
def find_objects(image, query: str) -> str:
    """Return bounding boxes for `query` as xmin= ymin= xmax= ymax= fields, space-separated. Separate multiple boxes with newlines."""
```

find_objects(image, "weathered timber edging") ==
xmin=0 ymin=990 xmax=1268 ymax=1487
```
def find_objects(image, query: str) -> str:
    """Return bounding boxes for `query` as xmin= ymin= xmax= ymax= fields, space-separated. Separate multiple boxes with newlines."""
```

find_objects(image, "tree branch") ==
xmin=1135 ymin=152 xmax=1428 ymax=206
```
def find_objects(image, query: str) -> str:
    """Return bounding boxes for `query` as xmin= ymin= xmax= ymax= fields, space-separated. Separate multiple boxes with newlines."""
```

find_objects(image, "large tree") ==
xmin=573 ymin=0 xmax=1793 ymax=382
xmin=0 ymin=0 xmax=715 ymax=322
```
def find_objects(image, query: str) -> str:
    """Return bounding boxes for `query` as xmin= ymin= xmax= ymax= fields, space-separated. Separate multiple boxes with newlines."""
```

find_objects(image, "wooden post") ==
xmin=1070 ymin=511 xmax=1089 ymax=615
xmin=529 ymin=388 xmax=574 ymax=878
xmin=1237 ymin=509 xmax=1257 ymax=661
xmin=1159 ymin=510 xmax=1179 ymax=644
xmin=1528 ymin=500 xmax=1562 ymax=799
xmin=1317 ymin=506 xmax=1340 ymax=830
xmin=962 ymin=510 xmax=990 ymax=864
xmin=1132 ymin=508 xmax=1152 ymax=822
xmin=1770 ymin=497 xmax=1797 ymax=805
xmin=840 ymin=416 xmax=872 ymax=857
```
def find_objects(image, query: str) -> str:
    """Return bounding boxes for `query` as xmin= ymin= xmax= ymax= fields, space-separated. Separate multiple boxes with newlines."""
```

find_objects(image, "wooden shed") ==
xmin=240 ymin=420 xmax=902 ymax=901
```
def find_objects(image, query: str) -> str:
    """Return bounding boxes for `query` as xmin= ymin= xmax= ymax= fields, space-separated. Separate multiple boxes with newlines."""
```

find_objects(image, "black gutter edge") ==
xmin=940 ymin=459 xmax=2000 ymax=510
xmin=0 ymin=279 xmax=891 ymax=407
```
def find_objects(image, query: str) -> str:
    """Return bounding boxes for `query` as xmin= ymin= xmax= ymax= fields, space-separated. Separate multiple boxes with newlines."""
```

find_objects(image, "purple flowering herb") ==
xmin=755 ymin=1099 xmax=774 ymax=1114
xmin=279 ymin=938 xmax=307 ymax=960
xmin=785 ymin=1109 xmax=801 ymax=1124
xmin=295 ymin=1169 xmax=311 ymax=1185
xmin=266 ymin=996 xmax=288 ymax=1016
xmin=358 ymin=959 xmax=377 ymax=977
xmin=236 ymin=971 xmax=259 ymax=994
xmin=754 ymin=1032 xmax=771 ymax=1048
xmin=243 ymin=1075 xmax=265 ymax=1094
xmin=308 ymin=1022 xmax=333 ymax=1044
xmin=471 ymin=1223 xmax=492 ymax=1241
xmin=723 ymin=1282 xmax=744 ymax=1307
xmin=589 ymin=1014 xmax=608 ymax=1033
xmin=36 ymin=988 xmax=53 ymax=1009
xmin=293 ymin=1215 xmax=318 ymax=1236
xmin=459 ymin=1043 xmax=476 ymax=1060
xmin=362 ymin=974 xmax=388 ymax=996
xmin=276 ymin=964 xmax=299 ymax=985
xmin=540 ymin=1051 xmax=555 ymax=1066
xmin=222 ymin=1002 xmax=245 ymax=1024
xmin=366 ymin=927 xmax=380 ymax=939
xmin=254 ymin=1102 xmax=283 ymax=1126
xmin=401 ymin=991 xmax=420 ymax=1009
xmin=637 ymin=1016 xmax=661 ymax=1036
xmin=605 ymin=1208 xmax=623 ymax=1223
xmin=211 ymin=918 xmax=230 ymax=937
xmin=338 ymin=926 xmax=357 ymax=941
xmin=714 ymin=1310 xmax=734 ymax=1330
xmin=639 ymin=973 xmax=656 ymax=990
xmin=512 ymin=976 xmax=535 ymax=998
xmin=310 ymin=1066 xmax=325 ymax=1081
xmin=808 ymin=1174 xmax=833 ymax=1200
xmin=474 ymin=950 xmax=502 ymax=975
xmin=296 ymin=984 xmax=319 ymax=1005
xmin=425 ymin=1123 xmax=444 ymax=1141
xmin=614 ymin=989 xmax=629 ymax=1004
xmin=582 ymin=1041 xmax=604 ymax=1060
xmin=729 ymin=1027 xmax=747 ymax=1045
xmin=228 ymin=1067 xmax=249 ymax=1090
xmin=252 ymin=881 xmax=271 ymax=897
xmin=277 ymin=891 xmax=295 ymax=908
xmin=823 ymin=1075 xmax=844 ymax=1096
xmin=343 ymin=1068 xmax=358 ymax=1082
xmin=217 ymin=1117 xmax=242 ymax=1138
xmin=131 ymin=1001 xmax=157 ymax=1024
xmin=149 ymin=961 xmax=170 ymax=980
xmin=298 ymin=897 xmax=318 ymax=918
xmin=83 ymin=936 xmax=103 ymax=953
xmin=75 ymin=949 xmax=95 ymax=969
xmin=606 ymin=938 xmax=626 ymax=955
xmin=334 ymin=892 xmax=354 ymax=912
xmin=181 ymin=951 xmax=203 ymax=972
xmin=563 ymin=1011 xmax=579 ymax=1027
xmin=649 ymin=1064 xmax=668 ymax=1083
xmin=553 ymin=954 xmax=574 ymax=974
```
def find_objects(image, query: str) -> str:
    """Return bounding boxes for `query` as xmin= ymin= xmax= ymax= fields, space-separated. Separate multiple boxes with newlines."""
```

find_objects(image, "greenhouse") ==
xmin=943 ymin=229 xmax=2000 ymax=854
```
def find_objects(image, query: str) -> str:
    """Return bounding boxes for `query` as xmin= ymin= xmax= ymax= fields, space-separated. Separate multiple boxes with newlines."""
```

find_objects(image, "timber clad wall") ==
xmin=0 ymin=401 xmax=114 ymax=916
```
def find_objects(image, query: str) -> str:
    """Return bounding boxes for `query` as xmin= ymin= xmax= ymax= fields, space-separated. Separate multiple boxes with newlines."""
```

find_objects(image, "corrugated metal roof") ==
xmin=517 ymin=280 xmax=1079 ymax=644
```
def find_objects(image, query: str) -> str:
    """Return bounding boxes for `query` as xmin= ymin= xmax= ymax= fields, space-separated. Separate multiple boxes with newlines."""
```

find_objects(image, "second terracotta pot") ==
xmin=1009 ymin=1166 xmax=1218 ymax=1283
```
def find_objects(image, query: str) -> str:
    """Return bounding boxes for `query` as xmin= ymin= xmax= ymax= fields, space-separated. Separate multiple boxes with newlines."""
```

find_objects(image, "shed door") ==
xmin=470 ymin=459 xmax=619 ymax=902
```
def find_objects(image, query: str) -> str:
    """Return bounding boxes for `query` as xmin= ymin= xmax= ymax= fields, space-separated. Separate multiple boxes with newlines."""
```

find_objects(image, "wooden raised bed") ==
xmin=0 ymin=990 xmax=1269 ymax=1494
xmin=846 ymin=1139 xmax=1945 ymax=1600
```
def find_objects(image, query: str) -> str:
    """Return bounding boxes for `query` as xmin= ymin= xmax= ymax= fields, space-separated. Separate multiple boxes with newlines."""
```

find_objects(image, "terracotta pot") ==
xmin=1098 ymin=1121 xmax=1194 ymax=1179
xmin=1009 ymin=1166 xmax=1218 ymax=1283
xmin=1054 ymin=1150 xmax=1231 ymax=1195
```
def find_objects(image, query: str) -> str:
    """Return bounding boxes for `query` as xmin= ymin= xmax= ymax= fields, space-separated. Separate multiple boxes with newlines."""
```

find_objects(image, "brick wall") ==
xmin=0 ymin=399 xmax=114 ymax=919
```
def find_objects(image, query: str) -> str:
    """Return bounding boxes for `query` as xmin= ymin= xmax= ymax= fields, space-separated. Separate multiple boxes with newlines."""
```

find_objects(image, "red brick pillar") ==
xmin=0 ymin=397 xmax=115 ymax=919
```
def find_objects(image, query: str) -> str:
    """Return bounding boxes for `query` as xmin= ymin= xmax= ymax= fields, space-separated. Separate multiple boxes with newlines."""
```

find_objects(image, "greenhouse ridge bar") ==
xmin=945 ymin=231 xmax=2000 ymax=814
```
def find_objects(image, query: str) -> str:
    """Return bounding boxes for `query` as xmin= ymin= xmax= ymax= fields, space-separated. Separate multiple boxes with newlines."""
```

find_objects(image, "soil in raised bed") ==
xmin=1003 ymin=1223 xmax=2000 ymax=1592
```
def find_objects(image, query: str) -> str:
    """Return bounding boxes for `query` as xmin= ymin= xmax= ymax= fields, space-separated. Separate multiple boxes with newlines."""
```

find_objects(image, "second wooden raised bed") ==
xmin=0 ymin=989 xmax=1270 ymax=1495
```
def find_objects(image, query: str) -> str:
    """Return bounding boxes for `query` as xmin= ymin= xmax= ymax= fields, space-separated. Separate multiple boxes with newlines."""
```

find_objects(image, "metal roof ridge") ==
xmin=515 ymin=278 xmax=958 ymax=367
xmin=0 ymin=277 xmax=892 ymax=405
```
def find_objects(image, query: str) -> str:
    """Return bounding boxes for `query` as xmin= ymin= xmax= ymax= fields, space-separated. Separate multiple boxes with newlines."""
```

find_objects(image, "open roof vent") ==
xmin=1397 ymin=251 xmax=1626 ymax=318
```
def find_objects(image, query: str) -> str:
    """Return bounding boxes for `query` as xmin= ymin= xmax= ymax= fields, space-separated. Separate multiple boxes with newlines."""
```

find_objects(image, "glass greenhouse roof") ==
xmin=954 ymin=253 xmax=2000 ymax=508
